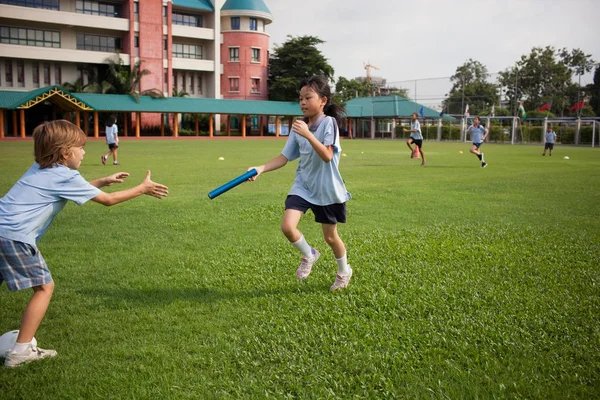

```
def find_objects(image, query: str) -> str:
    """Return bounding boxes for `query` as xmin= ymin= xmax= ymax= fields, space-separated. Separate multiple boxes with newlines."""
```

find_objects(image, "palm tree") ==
xmin=103 ymin=55 xmax=164 ymax=102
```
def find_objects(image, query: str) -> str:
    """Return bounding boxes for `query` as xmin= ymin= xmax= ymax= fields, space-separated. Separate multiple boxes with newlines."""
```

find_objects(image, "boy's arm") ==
xmin=89 ymin=172 xmax=130 ymax=188
xmin=91 ymin=171 xmax=168 ymax=206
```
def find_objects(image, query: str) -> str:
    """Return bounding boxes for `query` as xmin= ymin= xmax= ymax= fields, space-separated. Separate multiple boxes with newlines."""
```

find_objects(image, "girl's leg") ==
xmin=283 ymin=209 xmax=319 ymax=279
xmin=112 ymin=148 xmax=118 ymax=164
xmin=281 ymin=209 xmax=304 ymax=243
xmin=322 ymin=224 xmax=352 ymax=290
xmin=406 ymin=138 xmax=414 ymax=152
xmin=469 ymin=144 xmax=480 ymax=156
xmin=16 ymin=281 xmax=54 ymax=344
xmin=321 ymin=223 xmax=345 ymax=259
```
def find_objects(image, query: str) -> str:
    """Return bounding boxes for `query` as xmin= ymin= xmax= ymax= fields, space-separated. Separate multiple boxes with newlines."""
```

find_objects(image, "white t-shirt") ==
xmin=410 ymin=120 xmax=422 ymax=140
xmin=106 ymin=124 xmax=119 ymax=144
xmin=281 ymin=115 xmax=350 ymax=206
xmin=0 ymin=163 xmax=101 ymax=246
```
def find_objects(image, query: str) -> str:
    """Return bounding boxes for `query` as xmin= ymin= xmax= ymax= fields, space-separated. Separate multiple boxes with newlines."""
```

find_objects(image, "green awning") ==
xmin=345 ymin=96 xmax=455 ymax=120
xmin=172 ymin=0 xmax=214 ymax=11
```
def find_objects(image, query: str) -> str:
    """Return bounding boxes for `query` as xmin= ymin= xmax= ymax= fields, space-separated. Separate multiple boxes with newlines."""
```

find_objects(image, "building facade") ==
xmin=0 ymin=0 xmax=272 ymax=102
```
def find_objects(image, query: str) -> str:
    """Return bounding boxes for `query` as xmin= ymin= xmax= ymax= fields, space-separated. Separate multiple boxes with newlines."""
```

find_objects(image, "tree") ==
xmin=443 ymin=59 xmax=499 ymax=115
xmin=103 ymin=55 xmax=164 ymax=102
xmin=268 ymin=35 xmax=335 ymax=101
xmin=498 ymin=46 xmax=595 ymax=116
xmin=587 ymin=66 xmax=600 ymax=116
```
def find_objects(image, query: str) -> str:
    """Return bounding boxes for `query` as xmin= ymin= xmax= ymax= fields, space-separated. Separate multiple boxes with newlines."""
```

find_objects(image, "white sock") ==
xmin=12 ymin=341 xmax=32 ymax=353
xmin=335 ymin=254 xmax=351 ymax=276
xmin=292 ymin=235 xmax=313 ymax=258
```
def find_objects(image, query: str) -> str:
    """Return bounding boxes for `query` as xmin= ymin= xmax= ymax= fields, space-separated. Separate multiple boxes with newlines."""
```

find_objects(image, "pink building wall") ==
xmin=221 ymin=32 xmax=269 ymax=101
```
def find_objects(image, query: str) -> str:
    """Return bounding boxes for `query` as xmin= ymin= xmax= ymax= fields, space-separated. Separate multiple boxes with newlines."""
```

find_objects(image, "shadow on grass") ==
xmin=78 ymin=284 xmax=328 ymax=308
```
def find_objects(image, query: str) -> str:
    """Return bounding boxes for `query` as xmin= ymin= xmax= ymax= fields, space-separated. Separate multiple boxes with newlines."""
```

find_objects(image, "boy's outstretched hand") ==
xmin=141 ymin=170 xmax=169 ymax=199
xmin=104 ymin=172 xmax=130 ymax=187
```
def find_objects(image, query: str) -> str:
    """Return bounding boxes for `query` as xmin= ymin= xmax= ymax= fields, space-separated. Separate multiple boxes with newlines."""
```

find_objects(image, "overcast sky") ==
xmin=265 ymin=0 xmax=600 ymax=106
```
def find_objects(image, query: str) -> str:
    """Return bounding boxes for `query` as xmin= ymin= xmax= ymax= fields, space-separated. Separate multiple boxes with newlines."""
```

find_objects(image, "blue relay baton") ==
xmin=208 ymin=169 xmax=258 ymax=199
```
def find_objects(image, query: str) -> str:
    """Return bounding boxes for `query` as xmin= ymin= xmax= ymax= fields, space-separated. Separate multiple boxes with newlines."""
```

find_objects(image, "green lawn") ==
xmin=1 ymin=139 xmax=599 ymax=399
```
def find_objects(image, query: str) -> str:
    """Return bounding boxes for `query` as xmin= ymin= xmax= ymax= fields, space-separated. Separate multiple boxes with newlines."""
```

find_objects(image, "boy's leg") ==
xmin=112 ymin=148 xmax=118 ymax=164
xmin=418 ymin=145 xmax=426 ymax=165
xmin=16 ymin=282 xmax=54 ymax=343
xmin=406 ymin=138 xmax=414 ymax=156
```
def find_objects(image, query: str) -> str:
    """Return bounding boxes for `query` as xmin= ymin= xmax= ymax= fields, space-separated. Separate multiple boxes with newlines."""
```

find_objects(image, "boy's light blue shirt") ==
xmin=281 ymin=115 xmax=350 ymax=206
xmin=106 ymin=124 xmax=118 ymax=144
xmin=410 ymin=120 xmax=423 ymax=140
xmin=469 ymin=125 xmax=487 ymax=144
xmin=0 ymin=163 xmax=101 ymax=247
xmin=545 ymin=131 xmax=556 ymax=143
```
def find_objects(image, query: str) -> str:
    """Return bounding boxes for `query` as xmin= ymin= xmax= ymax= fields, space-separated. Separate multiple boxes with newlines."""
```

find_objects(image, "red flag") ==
xmin=569 ymin=100 xmax=585 ymax=111
xmin=538 ymin=101 xmax=552 ymax=111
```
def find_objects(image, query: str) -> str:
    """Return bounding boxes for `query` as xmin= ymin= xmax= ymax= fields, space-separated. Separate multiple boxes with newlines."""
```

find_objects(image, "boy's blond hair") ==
xmin=33 ymin=120 xmax=87 ymax=169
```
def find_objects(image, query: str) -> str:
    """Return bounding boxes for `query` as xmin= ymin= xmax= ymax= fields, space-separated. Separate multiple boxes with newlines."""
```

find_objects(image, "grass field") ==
xmin=1 ymin=138 xmax=599 ymax=399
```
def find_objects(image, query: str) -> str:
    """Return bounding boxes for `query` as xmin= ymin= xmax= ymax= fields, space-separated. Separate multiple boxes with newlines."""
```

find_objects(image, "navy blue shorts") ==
xmin=108 ymin=143 xmax=118 ymax=150
xmin=0 ymin=237 xmax=52 ymax=291
xmin=545 ymin=143 xmax=554 ymax=150
xmin=473 ymin=143 xmax=482 ymax=149
xmin=409 ymin=138 xmax=423 ymax=148
xmin=285 ymin=195 xmax=346 ymax=224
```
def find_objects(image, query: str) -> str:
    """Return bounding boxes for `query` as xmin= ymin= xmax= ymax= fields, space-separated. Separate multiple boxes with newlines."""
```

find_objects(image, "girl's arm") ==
xmin=91 ymin=171 xmax=168 ymax=206
xmin=292 ymin=120 xmax=334 ymax=163
xmin=248 ymin=154 xmax=288 ymax=181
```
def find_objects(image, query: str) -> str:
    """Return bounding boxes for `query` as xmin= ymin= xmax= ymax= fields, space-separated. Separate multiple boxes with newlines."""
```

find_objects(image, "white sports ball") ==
xmin=218 ymin=157 xmax=225 ymax=161
xmin=0 ymin=330 xmax=37 ymax=357
xmin=564 ymin=156 xmax=570 ymax=160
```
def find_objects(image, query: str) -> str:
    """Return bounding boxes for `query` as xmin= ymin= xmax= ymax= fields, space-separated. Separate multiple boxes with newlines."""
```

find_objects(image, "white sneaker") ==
xmin=4 ymin=344 xmax=57 ymax=368
xmin=330 ymin=266 xmax=353 ymax=291
xmin=296 ymin=248 xmax=320 ymax=280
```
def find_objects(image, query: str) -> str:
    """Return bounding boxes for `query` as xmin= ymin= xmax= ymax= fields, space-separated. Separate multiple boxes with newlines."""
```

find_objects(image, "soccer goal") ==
xmin=544 ymin=118 xmax=600 ymax=147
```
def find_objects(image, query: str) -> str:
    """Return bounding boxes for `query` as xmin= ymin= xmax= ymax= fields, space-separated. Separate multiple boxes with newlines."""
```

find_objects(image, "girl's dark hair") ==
xmin=299 ymin=76 xmax=346 ymax=125
xmin=106 ymin=115 xmax=116 ymax=126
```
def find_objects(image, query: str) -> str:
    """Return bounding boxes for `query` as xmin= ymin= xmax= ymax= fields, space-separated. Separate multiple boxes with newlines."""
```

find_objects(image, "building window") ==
xmin=231 ymin=17 xmax=240 ymax=30
xmin=4 ymin=60 xmax=12 ymax=87
xmin=43 ymin=63 xmax=50 ymax=85
xmin=54 ymin=63 xmax=61 ymax=85
xmin=0 ymin=26 xmax=60 ymax=48
xmin=134 ymin=35 xmax=139 ymax=48
xmin=76 ymin=33 xmax=121 ymax=52
xmin=163 ymin=5 xmax=167 ymax=17
xmin=16 ymin=60 xmax=24 ymax=87
xmin=249 ymin=18 xmax=257 ymax=31
xmin=251 ymin=78 xmax=260 ymax=93
xmin=190 ymin=75 xmax=194 ymax=94
xmin=251 ymin=48 xmax=260 ymax=63
xmin=229 ymin=77 xmax=239 ymax=92
xmin=172 ymin=43 xmax=202 ymax=59
xmin=229 ymin=47 xmax=239 ymax=62
xmin=75 ymin=1 xmax=120 ymax=17
xmin=173 ymin=12 xmax=202 ymax=27
xmin=197 ymin=77 xmax=202 ymax=94
xmin=32 ymin=62 xmax=39 ymax=87
xmin=133 ymin=1 xmax=138 ymax=13
xmin=0 ymin=0 xmax=59 ymax=10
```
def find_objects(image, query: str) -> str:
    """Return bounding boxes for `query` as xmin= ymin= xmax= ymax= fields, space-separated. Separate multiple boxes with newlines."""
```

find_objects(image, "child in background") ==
xmin=0 ymin=120 xmax=168 ymax=367
xmin=543 ymin=126 xmax=556 ymax=156
xmin=248 ymin=76 xmax=353 ymax=291
xmin=466 ymin=116 xmax=489 ymax=168
xmin=403 ymin=112 xmax=426 ymax=166
xmin=101 ymin=115 xmax=119 ymax=166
